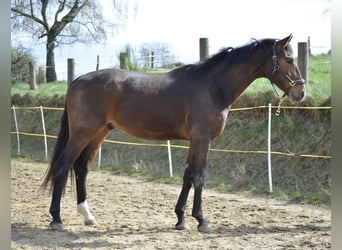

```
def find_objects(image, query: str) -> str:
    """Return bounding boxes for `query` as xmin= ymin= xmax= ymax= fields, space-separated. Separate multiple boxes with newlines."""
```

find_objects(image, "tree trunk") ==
xmin=46 ymin=36 xmax=57 ymax=82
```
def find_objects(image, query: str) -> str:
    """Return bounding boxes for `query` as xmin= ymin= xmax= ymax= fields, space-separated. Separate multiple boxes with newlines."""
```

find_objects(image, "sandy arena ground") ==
xmin=11 ymin=159 xmax=330 ymax=249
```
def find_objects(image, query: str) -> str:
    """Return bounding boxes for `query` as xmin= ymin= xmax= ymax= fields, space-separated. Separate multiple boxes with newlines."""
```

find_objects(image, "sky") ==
xmin=16 ymin=0 xmax=331 ymax=80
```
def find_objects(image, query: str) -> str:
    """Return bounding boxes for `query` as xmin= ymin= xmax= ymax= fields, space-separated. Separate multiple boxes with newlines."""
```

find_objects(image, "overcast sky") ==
xmin=18 ymin=0 xmax=331 ymax=80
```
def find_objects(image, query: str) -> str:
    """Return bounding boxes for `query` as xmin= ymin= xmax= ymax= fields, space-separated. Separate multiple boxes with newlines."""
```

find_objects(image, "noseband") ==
xmin=271 ymin=40 xmax=305 ymax=97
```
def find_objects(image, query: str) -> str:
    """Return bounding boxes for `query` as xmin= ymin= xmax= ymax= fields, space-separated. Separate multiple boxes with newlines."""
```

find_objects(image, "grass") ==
xmin=11 ymin=81 xmax=68 ymax=97
xmin=11 ymin=55 xmax=331 ymax=107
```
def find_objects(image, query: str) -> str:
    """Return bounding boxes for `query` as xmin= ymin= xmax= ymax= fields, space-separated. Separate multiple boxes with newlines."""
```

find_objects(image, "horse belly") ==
xmin=111 ymin=105 xmax=189 ymax=140
xmin=112 ymin=117 xmax=188 ymax=140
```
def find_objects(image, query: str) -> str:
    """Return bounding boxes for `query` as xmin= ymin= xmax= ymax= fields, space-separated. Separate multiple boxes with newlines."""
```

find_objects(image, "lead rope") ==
xmin=275 ymin=98 xmax=331 ymax=156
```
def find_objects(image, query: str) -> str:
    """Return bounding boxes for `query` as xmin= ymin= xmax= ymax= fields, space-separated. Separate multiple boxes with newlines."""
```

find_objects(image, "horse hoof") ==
xmin=198 ymin=223 xmax=212 ymax=233
xmin=84 ymin=218 xmax=97 ymax=226
xmin=50 ymin=222 xmax=64 ymax=231
xmin=175 ymin=221 xmax=190 ymax=231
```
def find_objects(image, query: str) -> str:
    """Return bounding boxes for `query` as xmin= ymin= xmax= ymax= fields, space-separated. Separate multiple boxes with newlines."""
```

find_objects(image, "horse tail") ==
xmin=41 ymin=103 xmax=70 ymax=192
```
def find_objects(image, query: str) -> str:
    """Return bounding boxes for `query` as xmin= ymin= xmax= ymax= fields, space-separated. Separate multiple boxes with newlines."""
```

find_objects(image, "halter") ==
xmin=271 ymin=40 xmax=305 ymax=97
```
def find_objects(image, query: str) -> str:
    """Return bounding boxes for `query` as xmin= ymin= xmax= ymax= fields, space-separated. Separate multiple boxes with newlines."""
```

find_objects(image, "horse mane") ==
xmin=170 ymin=38 xmax=275 ymax=76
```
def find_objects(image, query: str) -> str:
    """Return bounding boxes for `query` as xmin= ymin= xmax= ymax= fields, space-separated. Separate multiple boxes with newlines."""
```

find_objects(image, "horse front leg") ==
xmin=49 ymin=154 xmax=74 ymax=230
xmin=175 ymin=137 xmax=212 ymax=233
xmin=193 ymin=171 xmax=212 ymax=233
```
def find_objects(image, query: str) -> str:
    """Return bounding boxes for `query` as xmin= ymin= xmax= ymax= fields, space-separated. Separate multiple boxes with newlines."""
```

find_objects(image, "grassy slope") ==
xmin=11 ymin=55 xmax=331 ymax=204
xmin=11 ymin=55 xmax=331 ymax=106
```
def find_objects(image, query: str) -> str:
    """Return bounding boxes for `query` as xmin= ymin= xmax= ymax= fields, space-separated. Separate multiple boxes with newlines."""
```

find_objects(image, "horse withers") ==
xmin=42 ymin=35 xmax=305 ymax=233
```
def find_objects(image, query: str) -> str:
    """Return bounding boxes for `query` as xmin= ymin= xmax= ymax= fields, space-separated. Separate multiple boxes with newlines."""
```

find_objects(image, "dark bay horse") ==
xmin=42 ymin=35 xmax=305 ymax=233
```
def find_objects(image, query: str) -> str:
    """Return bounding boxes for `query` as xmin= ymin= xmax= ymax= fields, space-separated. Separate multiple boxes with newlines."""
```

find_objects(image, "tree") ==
xmin=139 ymin=42 xmax=176 ymax=69
xmin=11 ymin=44 xmax=35 ymax=84
xmin=118 ymin=44 xmax=140 ymax=71
xmin=11 ymin=0 xmax=129 ymax=82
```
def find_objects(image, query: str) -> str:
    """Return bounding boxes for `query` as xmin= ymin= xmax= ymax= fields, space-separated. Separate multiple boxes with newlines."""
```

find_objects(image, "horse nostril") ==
xmin=301 ymin=91 xmax=305 ymax=99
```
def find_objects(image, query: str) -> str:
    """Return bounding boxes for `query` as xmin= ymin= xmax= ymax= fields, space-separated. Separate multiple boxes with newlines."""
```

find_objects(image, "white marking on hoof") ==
xmin=77 ymin=200 xmax=97 ymax=226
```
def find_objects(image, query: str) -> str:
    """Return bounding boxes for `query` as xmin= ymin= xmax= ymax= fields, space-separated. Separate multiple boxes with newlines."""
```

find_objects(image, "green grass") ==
xmin=11 ymin=81 xmax=68 ymax=97
xmin=11 ymin=55 xmax=331 ymax=107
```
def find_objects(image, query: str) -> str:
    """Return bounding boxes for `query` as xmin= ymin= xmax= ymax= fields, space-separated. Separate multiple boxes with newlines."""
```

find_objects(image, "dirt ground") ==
xmin=11 ymin=159 xmax=331 ymax=249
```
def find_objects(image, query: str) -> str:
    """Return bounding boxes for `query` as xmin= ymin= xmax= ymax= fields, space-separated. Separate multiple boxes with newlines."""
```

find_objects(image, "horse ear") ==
xmin=277 ymin=34 xmax=293 ymax=49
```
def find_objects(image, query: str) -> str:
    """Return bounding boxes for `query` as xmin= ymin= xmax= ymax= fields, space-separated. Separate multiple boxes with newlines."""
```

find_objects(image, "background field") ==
xmin=11 ymin=54 xmax=331 ymax=204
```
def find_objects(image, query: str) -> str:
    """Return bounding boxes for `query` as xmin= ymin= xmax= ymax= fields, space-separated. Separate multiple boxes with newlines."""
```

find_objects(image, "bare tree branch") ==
xmin=53 ymin=0 xmax=67 ymax=24
xmin=11 ymin=4 xmax=45 ymax=27
xmin=11 ymin=0 xmax=132 ymax=81
xmin=40 ymin=0 xmax=50 ymax=31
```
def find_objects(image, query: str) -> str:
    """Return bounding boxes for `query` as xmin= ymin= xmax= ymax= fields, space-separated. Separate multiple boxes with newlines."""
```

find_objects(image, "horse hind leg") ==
xmin=74 ymin=128 xmax=108 ymax=226
xmin=49 ymin=137 xmax=90 ymax=230
xmin=74 ymin=146 xmax=99 ymax=226
xmin=175 ymin=164 xmax=192 ymax=231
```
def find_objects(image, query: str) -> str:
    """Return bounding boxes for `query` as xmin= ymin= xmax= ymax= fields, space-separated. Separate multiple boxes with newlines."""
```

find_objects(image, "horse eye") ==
xmin=286 ymin=57 xmax=294 ymax=64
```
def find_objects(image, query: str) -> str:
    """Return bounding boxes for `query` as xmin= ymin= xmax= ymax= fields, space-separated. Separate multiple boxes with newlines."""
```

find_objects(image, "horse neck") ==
xmin=212 ymin=49 xmax=269 ymax=107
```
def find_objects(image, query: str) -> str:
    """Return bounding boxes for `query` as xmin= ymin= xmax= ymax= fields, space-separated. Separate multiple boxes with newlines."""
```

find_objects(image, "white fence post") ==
xmin=12 ymin=106 xmax=21 ymax=156
xmin=167 ymin=140 xmax=173 ymax=178
xmin=98 ymin=146 xmax=102 ymax=168
xmin=40 ymin=106 xmax=48 ymax=161
xmin=268 ymin=103 xmax=273 ymax=194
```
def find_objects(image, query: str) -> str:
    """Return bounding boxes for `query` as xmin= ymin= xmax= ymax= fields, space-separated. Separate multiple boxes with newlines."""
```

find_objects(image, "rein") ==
xmin=274 ymin=99 xmax=330 ymax=156
xmin=270 ymin=40 xmax=329 ymax=156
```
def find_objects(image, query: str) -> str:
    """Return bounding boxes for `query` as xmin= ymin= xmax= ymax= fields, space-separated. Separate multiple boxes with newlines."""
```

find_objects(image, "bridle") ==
xmin=271 ymin=40 xmax=305 ymax=97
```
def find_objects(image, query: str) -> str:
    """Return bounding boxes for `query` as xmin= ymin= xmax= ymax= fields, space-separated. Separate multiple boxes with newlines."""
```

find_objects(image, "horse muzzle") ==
xmin=288 ymin=82 xmax=306 ymax=103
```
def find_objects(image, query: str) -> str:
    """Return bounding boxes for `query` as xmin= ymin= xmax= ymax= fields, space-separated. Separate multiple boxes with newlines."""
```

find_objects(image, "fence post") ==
xmin=150 ymin=52 xmax=154 ymax=69
xmin=96 ymin=55 xmax=102 ymax=167
xmin=199 ymin=38 xmax=209 ymax=61
xmin=298 ymin=42 xmax=308 ymax=84
xmin=120 ymin=52 xmax=129 ymax=70
xmin=167 ymin=140 xmax=173 ymax=178
xmin=67 ymin=58 xmax=75 ymax=87
xmin=29 ymin=62 xmax=37 ymax=90
xmin=307 ymin=36 xmax=311 ymax=56
xmin=39 ymin=106 xmax=48 ymax=161
xmin=37 ymin=66 xmax=46 ymax=84
xmin=95 ymin=55 xmax=102 ymax=166
xmin=12 ymin=106 xmax=21 ymax=156
xmin=268 ymin=103 xmax=273 ymax=194
xmin=97 ymin=146 xmax=102 ymax=168
xmin=96 ymin=55 xmax=100 ymax=71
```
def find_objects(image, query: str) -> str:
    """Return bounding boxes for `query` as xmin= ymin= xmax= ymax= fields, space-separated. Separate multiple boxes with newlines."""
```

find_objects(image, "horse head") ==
xmin=268 ymin=35 xmax=306 ymax=103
